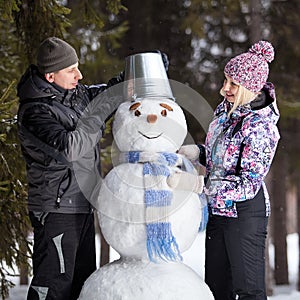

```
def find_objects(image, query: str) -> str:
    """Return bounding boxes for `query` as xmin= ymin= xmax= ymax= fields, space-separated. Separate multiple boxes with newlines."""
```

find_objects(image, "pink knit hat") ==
xmin=224 ymin=40 xmax=275 ymax=93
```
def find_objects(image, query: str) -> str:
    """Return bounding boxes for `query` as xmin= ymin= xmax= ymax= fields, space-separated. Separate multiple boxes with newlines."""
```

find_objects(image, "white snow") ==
xmin=79 ymin=258 xmax=213 ymax=300
xmin=6 ymin=232 xmax=300 ymax=299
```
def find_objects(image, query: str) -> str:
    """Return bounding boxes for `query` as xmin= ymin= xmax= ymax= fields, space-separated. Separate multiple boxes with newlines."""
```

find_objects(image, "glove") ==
xmin=107 ymin=71 xmax=125 ymax=88
xmin=152 ymin=50 xmax=169 ymax=71
xmin=167 ymin=171 xmax=204 ymax=194
xmin=198 ymin=144 xmax=206 ymax=166
xmin=178 ymin=144 xmax=206 ymax=166
xmin=178 ymin=144 xmax=200 ymax=161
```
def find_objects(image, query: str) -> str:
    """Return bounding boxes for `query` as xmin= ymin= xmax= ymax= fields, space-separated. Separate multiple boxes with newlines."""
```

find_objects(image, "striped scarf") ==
xmin=120 ymin=151 xmax=195 ymax=262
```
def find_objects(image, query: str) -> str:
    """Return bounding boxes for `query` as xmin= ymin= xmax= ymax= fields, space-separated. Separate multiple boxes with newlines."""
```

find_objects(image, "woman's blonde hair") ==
xmin=220 ymin=83 xmax=257 ymax=116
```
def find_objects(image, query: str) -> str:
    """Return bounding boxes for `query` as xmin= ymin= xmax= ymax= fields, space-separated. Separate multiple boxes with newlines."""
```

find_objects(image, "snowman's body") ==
xmin=79 ymin=97 xmax=214 ymax=299
xmin=98 ymin=162 xmax=201 ymax=258
xmin=79 ymin=259 xmax=213 ymax=300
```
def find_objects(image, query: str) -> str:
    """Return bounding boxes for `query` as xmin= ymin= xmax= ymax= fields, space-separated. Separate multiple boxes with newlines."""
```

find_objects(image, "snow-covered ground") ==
xmin=7 ymin=232 xmax=300 ymax=300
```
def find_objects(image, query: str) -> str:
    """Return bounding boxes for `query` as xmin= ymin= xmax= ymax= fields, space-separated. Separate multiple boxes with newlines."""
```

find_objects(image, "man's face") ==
xmin=50 ymin=62 xmax=83 ymax=90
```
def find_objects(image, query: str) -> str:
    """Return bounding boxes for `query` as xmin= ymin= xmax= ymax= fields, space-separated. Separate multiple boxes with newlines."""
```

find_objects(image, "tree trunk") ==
xmin=265 ymin=234 xmax=273 ymax=296
xmin=249 ymin=0 xmax=263 ymax=43
xmin=265 ymin=215 xmax=273 ymax=296
xmin=265 ymin=172 xmax=273 ymax=296
xmin=297 ymin=181 xmax=300 ymax=291
xmin=271 ymin=143 xmax=289 ymax=285
xmin=99 ymin=229 xmax=110 ymax=267
xmin=295 ymin=118 xmax=300 ymax=291
xmin=19 ymin=229 xmax=29 ymax=285
xmin=19 ymin=263 xmax=29 ymax=285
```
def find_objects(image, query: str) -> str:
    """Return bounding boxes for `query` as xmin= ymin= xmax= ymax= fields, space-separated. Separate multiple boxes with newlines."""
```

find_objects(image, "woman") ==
xmin=180 ymin=41 xmax=280 ymax=299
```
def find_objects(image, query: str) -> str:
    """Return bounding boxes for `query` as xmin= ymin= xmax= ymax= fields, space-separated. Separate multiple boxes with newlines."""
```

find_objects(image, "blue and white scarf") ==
xmin=119 ymin=151 xmax=196 ymax=262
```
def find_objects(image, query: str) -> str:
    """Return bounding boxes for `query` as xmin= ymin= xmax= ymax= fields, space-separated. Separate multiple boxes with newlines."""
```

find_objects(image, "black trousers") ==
xmin=205 ymin=188 xmax=268 ymax=300
xmin=27 ymin=212 xmax=96 ymax=300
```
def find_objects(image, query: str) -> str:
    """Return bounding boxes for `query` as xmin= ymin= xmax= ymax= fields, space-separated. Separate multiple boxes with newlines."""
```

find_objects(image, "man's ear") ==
xmin=45 ymin=73 xmax=55 ymax=83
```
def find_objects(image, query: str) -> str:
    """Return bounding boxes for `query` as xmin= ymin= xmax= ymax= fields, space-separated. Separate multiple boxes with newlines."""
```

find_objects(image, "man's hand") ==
xmin=152 ymin=50 xmax=169 ymax=71
xmin=107 ymin=71 xmax=125 ymax=88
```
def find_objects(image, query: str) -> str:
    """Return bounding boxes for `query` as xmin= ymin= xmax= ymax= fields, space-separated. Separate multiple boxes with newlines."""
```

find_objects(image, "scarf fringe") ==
xmin=146 ymin=223 xmax=182 ymax=262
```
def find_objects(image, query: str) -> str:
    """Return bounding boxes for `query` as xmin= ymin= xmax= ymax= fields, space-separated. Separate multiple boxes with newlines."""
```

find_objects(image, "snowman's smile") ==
xmin=138 ymin=131 xmax=163 ymax=139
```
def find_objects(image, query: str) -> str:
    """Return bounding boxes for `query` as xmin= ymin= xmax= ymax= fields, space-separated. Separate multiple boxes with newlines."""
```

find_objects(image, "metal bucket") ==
xmin=124 ymin=52 xmax=174 ymax=101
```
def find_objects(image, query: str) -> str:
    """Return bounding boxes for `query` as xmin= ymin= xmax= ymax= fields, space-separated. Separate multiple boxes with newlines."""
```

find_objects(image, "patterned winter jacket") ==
xmin=204 ymin=82 xmax=280 ymax=218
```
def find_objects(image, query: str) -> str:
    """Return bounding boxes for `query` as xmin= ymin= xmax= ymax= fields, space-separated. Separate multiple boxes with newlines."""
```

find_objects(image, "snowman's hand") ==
xmin=167 ymin=171 xmax=204 ymax=194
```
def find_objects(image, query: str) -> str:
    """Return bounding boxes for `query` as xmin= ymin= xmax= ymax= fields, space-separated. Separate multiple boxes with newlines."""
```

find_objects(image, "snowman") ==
xmin=78 ymin=53 xmax=214 ymax=300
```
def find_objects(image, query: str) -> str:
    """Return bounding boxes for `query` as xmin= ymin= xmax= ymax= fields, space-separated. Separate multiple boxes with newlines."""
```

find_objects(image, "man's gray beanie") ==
xmin=37 ymin=37 xmax=78 ymax=73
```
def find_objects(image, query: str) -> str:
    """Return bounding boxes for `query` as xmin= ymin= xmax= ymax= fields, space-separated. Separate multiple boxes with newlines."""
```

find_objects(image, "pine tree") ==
xmin=0 ymin=82 xmax=30 ymax=299
xmin=0 ymin=0 xmax=128 ymax=297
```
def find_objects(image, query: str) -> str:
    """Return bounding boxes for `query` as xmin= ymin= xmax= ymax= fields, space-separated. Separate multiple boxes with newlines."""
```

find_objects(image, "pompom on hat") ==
xmin=37 ymin=37 xmax=78 ymax=74
xmin=224 ymin=40 xmax=275 ymax=93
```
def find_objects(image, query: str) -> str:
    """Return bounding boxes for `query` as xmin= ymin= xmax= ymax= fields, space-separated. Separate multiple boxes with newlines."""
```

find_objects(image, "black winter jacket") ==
xmin=17 ymin=65 xmax=123 ymax=213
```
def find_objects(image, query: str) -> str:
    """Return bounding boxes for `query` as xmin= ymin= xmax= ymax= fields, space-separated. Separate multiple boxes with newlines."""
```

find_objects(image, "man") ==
xmin=17 ymin=37 xmax=124 ymax=300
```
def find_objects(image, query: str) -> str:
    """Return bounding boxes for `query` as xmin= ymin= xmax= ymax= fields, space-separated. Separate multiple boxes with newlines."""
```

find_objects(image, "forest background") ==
xmin=0 ymin=0 xmax=299 ymax=299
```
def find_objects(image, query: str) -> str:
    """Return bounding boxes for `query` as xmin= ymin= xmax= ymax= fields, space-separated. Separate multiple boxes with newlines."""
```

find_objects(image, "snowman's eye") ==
xmin=134 ymin=110 xmax=141 ymax=117
xmin=129 ymin=102 xmax=141 ymax=111
xmin=161 ymin=109 xmax=167 ymax=117
xmin=160 ymin=103 xmax=173 ymax=111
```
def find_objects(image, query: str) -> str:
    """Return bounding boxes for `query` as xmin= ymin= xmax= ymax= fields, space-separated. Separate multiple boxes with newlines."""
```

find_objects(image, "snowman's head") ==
xmin=113 ymin=97 xmax=187 ymax=153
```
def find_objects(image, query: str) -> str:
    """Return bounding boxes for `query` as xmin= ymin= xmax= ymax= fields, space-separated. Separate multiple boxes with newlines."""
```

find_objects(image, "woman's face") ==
xmin=222 ymin=74 xmax=240 ymax=103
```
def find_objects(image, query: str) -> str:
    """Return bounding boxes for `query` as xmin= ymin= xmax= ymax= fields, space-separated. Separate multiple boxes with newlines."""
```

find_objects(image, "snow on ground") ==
xmin=7 ymin=233 xmax=300 ymax=300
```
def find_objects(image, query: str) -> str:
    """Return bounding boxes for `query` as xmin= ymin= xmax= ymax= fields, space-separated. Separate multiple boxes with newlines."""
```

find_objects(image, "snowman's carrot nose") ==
xmin=147 ymin=114 xmax=157 ymax=123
